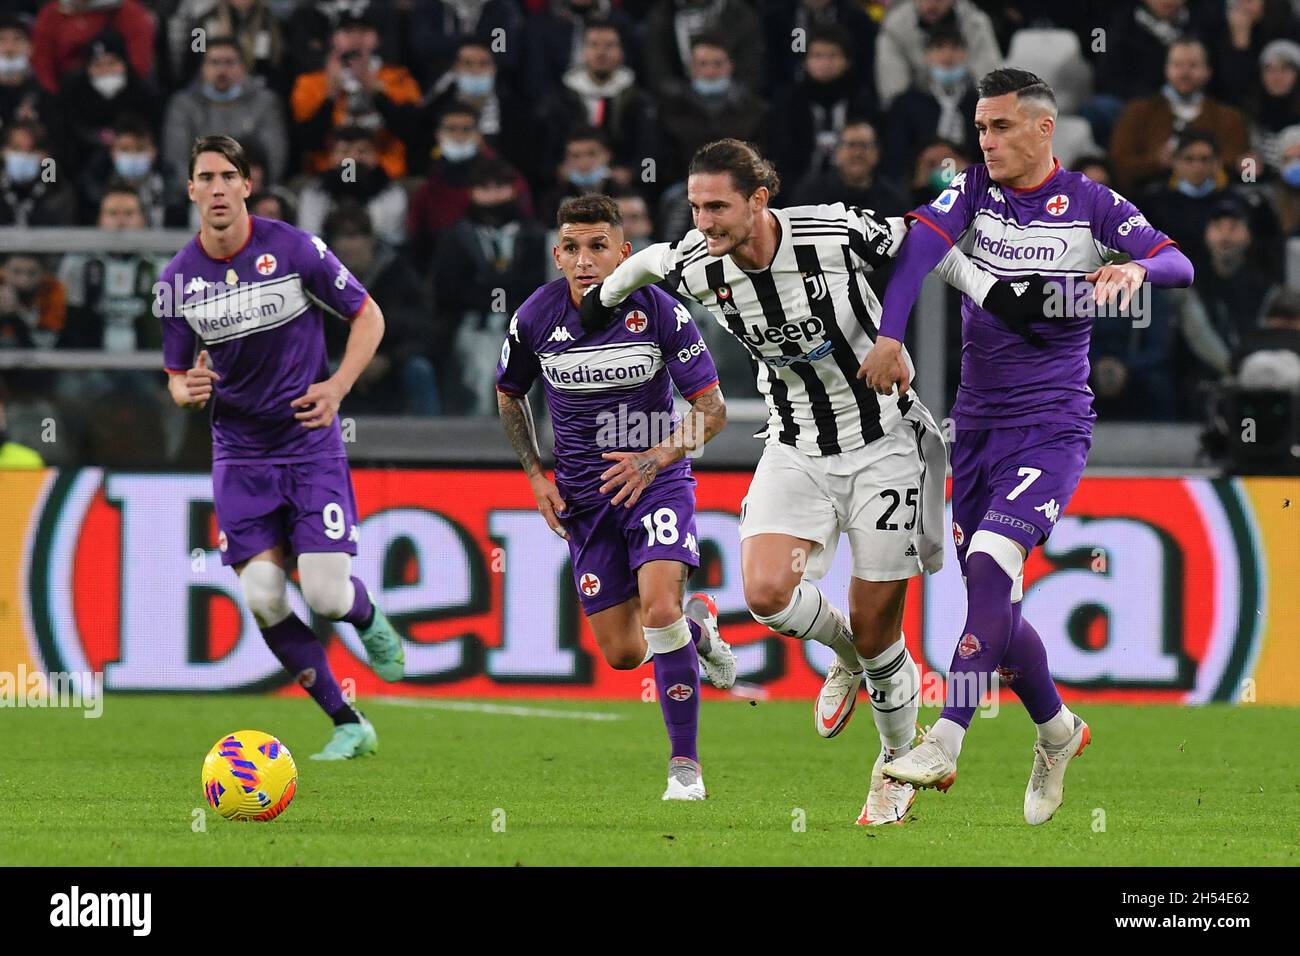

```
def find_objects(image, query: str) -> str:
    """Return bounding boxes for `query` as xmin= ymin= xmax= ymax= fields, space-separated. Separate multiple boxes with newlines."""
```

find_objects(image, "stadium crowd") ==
xmin=1 ymin=0 xmax=1300 ymax=446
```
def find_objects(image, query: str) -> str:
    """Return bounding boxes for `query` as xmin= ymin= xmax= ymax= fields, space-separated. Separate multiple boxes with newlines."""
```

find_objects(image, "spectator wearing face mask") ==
xmin=76 ymin=114 xmax=184 ymax=226
xmin=297 ymin=125 xmax=409 ymax=248
xmin=767 ymin=27 xmax=875 ymax=192
xmin=434 ymin=157 xmax=547 ymax=414
xmin=1173 ymin=197 xmax=1272 ymax=384
xmin=1110 ymin=38 xmax=1250 ymax=195
xmin=539 ymin=127 xmax=618 ymax=226
xmin=407 ymin=103 xmax=536 ymax=266
xmin=291 ymin=15 xmax=422 ymax=179
xmin=0 ymin=119 xmax=75 ymax=226
xmin=421 ymin=37 xmax=536 ymax=184
xmin=642 ymin=0 xmax=764 ymax=100
xmin=655 ymin=35 xmax=767 ymax=186
xmin=0 ymin=14 xmax=61 ymax=148
xmin=874 ymin=0 xmax=1001 ymax=111
xmin=1141 ymin=130 xmax=1279 ymax=271
xmin=882 ymin=25 xmax=978 ymax=181
xmin=162 ymin=37 xmax=288 ymax=187
xmin=407 ymin=0 xmax=525 ymax=89
xmin=55 ymin=28 xmax=156 ymax=157
xmin=30 ymin=0 xmax=155 ymax=95
xmin=1268 ymin=124 xmax=1300 ymax=234
xmin=1250 ymin=39 xmax=1300 ymax=175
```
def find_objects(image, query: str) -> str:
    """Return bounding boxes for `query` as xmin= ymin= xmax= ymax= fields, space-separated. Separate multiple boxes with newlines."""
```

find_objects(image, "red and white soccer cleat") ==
xmin=881 ymin=730 xmax=958 ymax=791
xmin=1024 ymin=715 xmax=1091 ymax=825
xmin=857 ymin=748 xmax=917 ymax=826
xmin=816 ymin=656 xmax=863 ymax=738
xmin=685 ymin=593 xmax=736 ymax=690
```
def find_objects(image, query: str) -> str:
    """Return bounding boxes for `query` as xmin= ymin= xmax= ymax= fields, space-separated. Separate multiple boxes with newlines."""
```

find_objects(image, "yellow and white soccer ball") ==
xmin=201 ymin=730 xmax=298 ymax=822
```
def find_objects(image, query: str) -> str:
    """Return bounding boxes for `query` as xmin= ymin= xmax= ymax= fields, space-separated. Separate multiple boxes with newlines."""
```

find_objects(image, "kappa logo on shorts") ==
xmin=579 ymin=573 xmax=602 ymax=597
xmin=217 ymin=530 xmax=228 ymax=553
xmin=666 ymin=683 xmax=694 ymax=701
xmin=1035 ymin=498 xmax=1061 ymax=524
xmin=957 ymin=633 xmax=983 ymax=659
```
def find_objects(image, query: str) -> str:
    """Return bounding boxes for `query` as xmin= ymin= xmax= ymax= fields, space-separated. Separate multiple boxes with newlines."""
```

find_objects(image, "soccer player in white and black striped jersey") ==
xmin=580 ymin=139 xmax=1025 ymax=824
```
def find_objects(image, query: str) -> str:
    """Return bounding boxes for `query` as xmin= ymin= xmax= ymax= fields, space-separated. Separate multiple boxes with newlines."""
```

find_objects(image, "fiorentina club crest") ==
xmin=579 ymin=573 xmax=601 ymax=596
xmin=666 ymin=683 xmax=694 ymax=701
xmin=297 ymin=667 xmax=317 ymax=689
xmin=957 ymin=632 xmax=983 ymax=659
xmin=623 ymin=310 xmax=648 ymax=334
xmin=1045 ymin=194 xmax=1070 ymax=217
xmin=952 ymin=522 xmax=964 ymax=548
xmin=255 ymin=253 xmax=277 ymax=276
xmin=217 ymin=530 xmax=228 ymax=553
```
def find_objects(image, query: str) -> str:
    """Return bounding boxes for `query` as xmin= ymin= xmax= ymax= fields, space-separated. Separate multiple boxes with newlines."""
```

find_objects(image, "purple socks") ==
xmin=261 ymin=614 xmax=350 ymax=718
xmin=653 ymin=641 xmax=700 ymax=762
xmin=339 ymin=575 xmax=374 ymax=629
xmin=942 ymin=553 xmax=1064 ymax=727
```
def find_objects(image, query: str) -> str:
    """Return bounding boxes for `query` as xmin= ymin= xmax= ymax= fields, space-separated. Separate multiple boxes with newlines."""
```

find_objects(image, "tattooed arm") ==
xmin=599 ymin=384 xmax=728 ymax=508
xmin=497 ymin=389 xmax=568 ymax=538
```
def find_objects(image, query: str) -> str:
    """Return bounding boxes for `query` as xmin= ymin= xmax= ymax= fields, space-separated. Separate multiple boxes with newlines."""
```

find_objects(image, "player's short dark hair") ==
xmin=583 ymin=17 xmax=621 ymax=40
xmin=1175 ymin=129 xmax=1220 ymax=155
xmin=454 ymin=36 xmax=491 ymax=57
xmin=976 ymin=68 xmax=1057 ymax=113
xmin=189 ymin=134 xmax=250 ymax=180
xmin=689 ymin=139 xmax=781 ymax=200
xmin=439 ymin=101 xmax=479 ymax=126
xmin=204 ymin=36 xmax=245 ymax=63
xmin=557 ymin=193 xmax=622 ymax=230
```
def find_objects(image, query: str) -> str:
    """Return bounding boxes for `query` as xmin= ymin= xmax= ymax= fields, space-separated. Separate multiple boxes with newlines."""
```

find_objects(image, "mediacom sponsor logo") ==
xmin=9 ymin=470 xmax=1269 ymax=702
xmin=972 ymin=230 xmax=1067 ymax=263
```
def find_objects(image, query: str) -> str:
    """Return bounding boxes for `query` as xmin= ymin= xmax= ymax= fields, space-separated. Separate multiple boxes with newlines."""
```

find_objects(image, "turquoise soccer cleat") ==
xmin=357 ymin=606 xmax=405 ymax=682
xmin=310 ymin=715 xmax=379 ymax=761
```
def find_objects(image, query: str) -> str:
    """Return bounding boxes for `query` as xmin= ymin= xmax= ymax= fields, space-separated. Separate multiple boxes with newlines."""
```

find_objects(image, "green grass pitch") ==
xmin=2 ymin=695 xmax=1296 ymax=866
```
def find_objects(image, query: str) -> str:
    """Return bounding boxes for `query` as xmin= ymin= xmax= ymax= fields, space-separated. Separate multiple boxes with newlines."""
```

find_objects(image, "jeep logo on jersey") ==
xmin=623 ymin=310 xmax=648 ymax=333
xmin=255 ymin=253 xmax=277 ymax=276
xmin=1046 ymin=194 xmax=1070 ymax=216
xmin=739 ymin=317 xmax=824 ymax=349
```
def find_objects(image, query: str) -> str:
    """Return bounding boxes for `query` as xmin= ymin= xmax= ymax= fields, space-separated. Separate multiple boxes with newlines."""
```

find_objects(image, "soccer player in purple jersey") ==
xmin=496 ymin=194 xmax=736 ymax=801
xmin=160 ymin=135 xmax=406 ymax=761
xmin=863 ymin=70 xmax=1194 ymax=823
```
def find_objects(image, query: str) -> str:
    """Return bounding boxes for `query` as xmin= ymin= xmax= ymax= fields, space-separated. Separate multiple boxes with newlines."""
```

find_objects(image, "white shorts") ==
xmin=738 ymin=402 xmax=948 ymax=581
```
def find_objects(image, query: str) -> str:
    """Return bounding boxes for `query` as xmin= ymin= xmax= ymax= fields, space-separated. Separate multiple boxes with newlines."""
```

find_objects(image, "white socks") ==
xmin=931 ymin=717 xmax=967 ymax=760
xmin=1036 ymin=704 xmax=1076 ymax=746
xmin=751 ymin=580 xmax=860 ymax=670
xmin=861 ymin=635 xmax=921 ymax=753
xmin=643 ymin=616 xmax=692 ymax=655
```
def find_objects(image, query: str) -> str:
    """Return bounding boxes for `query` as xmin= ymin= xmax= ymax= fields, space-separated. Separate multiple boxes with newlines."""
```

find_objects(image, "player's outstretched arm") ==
xmin=1087 ymin=244 xmax=1194 ymax=310
xmin=497 ymin=389 xmax=567 ymax=539
xmin=292 ymin=297 xmax=385 ymax=429
xmin=580 ymin=241 xmax=681 ymax=331
xmin=599 ymin=384 xmax=727 ymax=509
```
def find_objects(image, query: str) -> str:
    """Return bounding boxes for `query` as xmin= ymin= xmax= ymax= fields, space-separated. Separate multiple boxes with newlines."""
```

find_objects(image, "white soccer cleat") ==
xmin=662 ymin=756 xmax=707 ymax=800
xmin=857 ymin=748 xmax=917 ymax=826
xmin=1024 ymin=715 xmax=1091 ymax=825
xmin=881 ymin=730 xmax=958 ymax=791
xmin=685 ymin=593 xmax=736 ymax=690
xmin=816 ymin=659 xmax=863 ymax=738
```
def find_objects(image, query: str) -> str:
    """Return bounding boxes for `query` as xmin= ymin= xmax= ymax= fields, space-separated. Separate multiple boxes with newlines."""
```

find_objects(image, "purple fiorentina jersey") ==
xmin=159 ymin=215 xmax=370 ymax=462
xmin=906 ymin=160 xmax=1177 ymax=430
xmin=495 ymin=278 xmax=720 ymax=502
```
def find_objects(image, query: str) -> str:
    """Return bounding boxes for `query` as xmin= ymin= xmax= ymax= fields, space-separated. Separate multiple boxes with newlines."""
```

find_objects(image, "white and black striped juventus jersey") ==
xmin=650 ymin=203 xmax=912 ymax=456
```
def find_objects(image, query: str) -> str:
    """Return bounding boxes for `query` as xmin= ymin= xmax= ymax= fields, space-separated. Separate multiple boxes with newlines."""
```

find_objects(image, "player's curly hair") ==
xmin=688 ymin=139 xmax=781 ymax=200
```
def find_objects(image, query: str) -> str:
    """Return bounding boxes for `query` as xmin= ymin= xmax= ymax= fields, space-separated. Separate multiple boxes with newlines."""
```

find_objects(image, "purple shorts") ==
xmin=212 ymin=457 xmax=360 ymax=567
xmin=561 ymin=476 xmax=701 ymax=616
xmin=950 ymin=422 xmax=1091 ymax=571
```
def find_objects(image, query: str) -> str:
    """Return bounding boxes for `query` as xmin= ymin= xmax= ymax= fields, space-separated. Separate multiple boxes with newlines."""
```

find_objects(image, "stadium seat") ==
xmin=1053 ymin=115 xmax=1103 ymax=168
xmin=1004 ymin=28 xmax=1094 ymax=115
